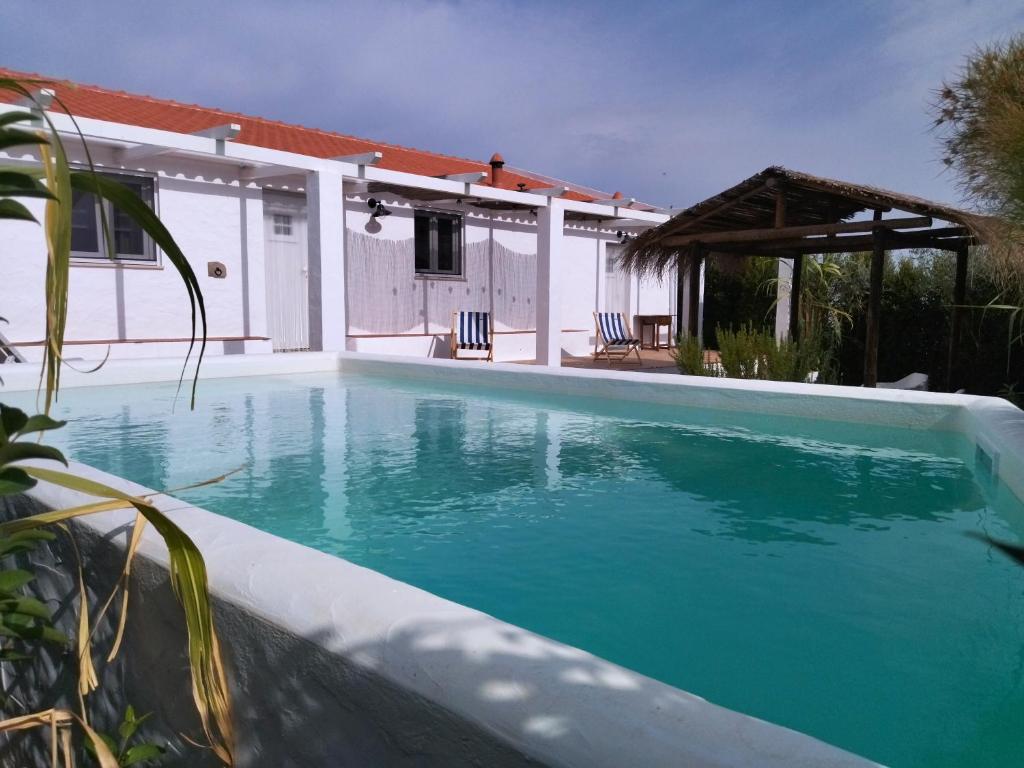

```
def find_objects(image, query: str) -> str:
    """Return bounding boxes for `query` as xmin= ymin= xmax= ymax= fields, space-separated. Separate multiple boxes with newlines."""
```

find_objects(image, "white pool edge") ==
xmin=6 ymin=351 xmax=1019 ymax=498
xmin=24 ymin=460 xmax=879 ymax=768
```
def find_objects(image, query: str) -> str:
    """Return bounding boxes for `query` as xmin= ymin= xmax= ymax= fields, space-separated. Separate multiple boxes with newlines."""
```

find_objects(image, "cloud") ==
xmin=2 ymin=0 xmax=1022 ymax=208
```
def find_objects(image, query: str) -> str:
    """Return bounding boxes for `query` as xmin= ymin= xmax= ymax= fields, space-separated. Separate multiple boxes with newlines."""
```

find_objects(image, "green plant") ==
xmin=0 ymin=77 xmax=231 ymax=766
xmin=672 ymin=332 xmax=714 ymax=376
xmin=85 ymin=705 xmax=165 ymax=767
xmin=714 ymin=324 xmax=820 ymax=383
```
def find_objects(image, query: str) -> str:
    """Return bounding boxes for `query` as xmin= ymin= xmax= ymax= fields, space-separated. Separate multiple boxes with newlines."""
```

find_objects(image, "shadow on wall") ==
xmin=346 ymin=232 xmax=536 ymax=336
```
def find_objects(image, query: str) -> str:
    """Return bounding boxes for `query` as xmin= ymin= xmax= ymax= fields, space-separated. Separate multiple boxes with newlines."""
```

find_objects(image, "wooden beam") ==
xmin=774 ymin=187 xmax=787 ymax=229
xmin=658 ymin=181 xmax=774 ymax=238
xmin=662 ymin=215 xmax=933 ymax=247
xmin=675 ymin=256 xmax=685 ymax=341
xmin=709 ymin=229 xmax=975 ymax=256
xmin=863 ymin=228 xmax=887 ymax=387
xmin=946 ymin=244 xmax=970 ymax=390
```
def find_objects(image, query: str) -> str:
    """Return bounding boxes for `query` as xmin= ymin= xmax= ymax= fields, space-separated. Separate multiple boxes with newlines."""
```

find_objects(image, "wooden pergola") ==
xmin=622 ymin=167 xmax=995 ymax=388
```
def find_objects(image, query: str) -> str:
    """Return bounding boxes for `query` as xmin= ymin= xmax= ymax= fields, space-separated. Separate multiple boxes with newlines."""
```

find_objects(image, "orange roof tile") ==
xmin=0 ymin=67 xmax=604 ymax=203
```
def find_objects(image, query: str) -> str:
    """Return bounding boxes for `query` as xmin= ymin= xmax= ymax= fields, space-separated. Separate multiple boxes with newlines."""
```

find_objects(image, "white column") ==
xmin=595 ymin=239 xmax=608 ymax=313
xmin=774 ymin=258 xmax=793 ymax=342
xmin=535 ymin=199 xmax=565 ymax=366
xmin=242 ymin=187 xmax=267 ymax=340
xmin=306 ymin=169 xmax=346 ymax=352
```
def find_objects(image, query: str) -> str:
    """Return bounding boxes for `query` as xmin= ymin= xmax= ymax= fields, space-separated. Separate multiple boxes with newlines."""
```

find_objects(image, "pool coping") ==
xmin=23 ymin=460 xmax=878 ymax=768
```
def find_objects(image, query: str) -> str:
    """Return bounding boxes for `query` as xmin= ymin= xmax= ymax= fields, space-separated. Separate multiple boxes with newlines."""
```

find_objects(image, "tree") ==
xmin=933 ymin=34 xmax=1024 ymax=295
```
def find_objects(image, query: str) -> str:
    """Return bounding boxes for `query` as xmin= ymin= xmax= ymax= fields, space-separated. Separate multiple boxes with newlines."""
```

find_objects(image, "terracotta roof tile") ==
xmin=0 ymin=67 xmax=602 ymax=203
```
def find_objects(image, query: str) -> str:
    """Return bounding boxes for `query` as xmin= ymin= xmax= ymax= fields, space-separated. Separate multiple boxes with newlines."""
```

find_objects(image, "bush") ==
xmin=672 ymin=333 xmax=715 ymax=376
xmin=678 ymin=324 xmax=821 ymax=382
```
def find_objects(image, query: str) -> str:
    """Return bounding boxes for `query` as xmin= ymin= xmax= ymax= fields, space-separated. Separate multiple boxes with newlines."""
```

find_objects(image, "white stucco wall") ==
xmin=0 ymin=156 xmax=670 ymax=366
xmin=0 ymin=147 xmax=268 ymax=362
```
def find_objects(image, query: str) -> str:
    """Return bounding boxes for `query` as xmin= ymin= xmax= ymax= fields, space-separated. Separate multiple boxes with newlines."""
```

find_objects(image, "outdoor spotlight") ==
xmin=367 ymin=198 xmax=392 ymax=218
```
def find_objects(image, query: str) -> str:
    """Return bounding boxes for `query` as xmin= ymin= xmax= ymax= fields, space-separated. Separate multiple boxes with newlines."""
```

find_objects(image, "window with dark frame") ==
xmin=414 ymin=209 xmax=462 ymax=276
xmin=71 ymin=172 xmax=156 ymax=262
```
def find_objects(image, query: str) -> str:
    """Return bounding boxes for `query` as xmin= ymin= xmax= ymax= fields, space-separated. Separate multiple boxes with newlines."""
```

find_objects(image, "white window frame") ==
xmin=70 ymin=169 xmax=159 ymax=265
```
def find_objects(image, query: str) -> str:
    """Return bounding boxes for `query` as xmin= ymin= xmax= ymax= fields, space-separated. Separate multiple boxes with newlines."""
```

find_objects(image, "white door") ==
xmin=263 ymin=193 xmax=309 ymax=352
xmin=604 ymin=244 xmax=632 ymax=315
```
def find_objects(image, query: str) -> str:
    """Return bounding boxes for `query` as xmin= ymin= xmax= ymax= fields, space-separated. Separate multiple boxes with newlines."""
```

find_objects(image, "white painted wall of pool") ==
xmin=4 ymin=352 xmax=1023 ymax=766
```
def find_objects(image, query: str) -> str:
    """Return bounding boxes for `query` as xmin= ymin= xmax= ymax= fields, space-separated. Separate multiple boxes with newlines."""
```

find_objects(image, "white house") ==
xmin=0 ymin=68 xmax=699 ymax=366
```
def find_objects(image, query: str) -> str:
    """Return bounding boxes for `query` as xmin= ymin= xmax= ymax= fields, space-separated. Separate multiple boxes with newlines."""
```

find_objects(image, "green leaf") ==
xmin=0 ymin=127 xmax=47 ymax=152
xmin=119 ymin=707 xmax=144 ymax=741
xmin=0 ymin=649 xmax=32 ymax=661
xmin=0 ymin=530 xmax=55 ymax=558
xmin=0 ymin=170 xmax=55 ymax=199
xmin=122 ymin=743 xmax=165 ymax=765
xmin=0 ymin=616 xmax=66 ymax=644
xmin=0 ymin=441 xmax=67 ymax=468
xmin=968 ymin=531 xmax=1024 ymax=567
xmin=0 ymin=569 xmax=33 ymax=592
xmin=0 ymin=198 xmax=37 ymax=223
xmin=0 ymin=111 xmax=39 ymax=129
xmin=0 ymin=467 xmax=35 ymax=496
xmin=0 ymin=404 xmax=28 ymax=439
xmin=0 ymin=596 xmax=52 ymax=620
xmin=71 ymin=171 xmax=207 ymax=408
xmin=18 ymin=414 xmax=66 ymax=435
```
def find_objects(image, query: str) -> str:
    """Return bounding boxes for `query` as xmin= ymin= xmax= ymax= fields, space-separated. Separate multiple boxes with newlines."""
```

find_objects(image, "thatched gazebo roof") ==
xmin=621 ymin=166 xmax=991 ymax=277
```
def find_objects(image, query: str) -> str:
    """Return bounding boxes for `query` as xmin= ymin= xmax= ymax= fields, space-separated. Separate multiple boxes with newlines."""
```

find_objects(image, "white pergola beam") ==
xmin=240 ymin=164 xmax=306 ymax=181
xmin=16 ymin=88 xmax=55 ymax=112
xmin=529 ymin=186 xmax=569 ymax=197
xmin=563 ymin=199 xmax=668 ymax=223
xmin=332 ymin=151 xmax=382 ymax=165
xmin=0 ymin=106 xmax=664 ymax=216
xmin=592 ymin=197 xmax=636 ymax=207
xmin=192 ymin=123 xmax=242 ymax=141
xmin=440 ymin=171 xmax=488 ymax=183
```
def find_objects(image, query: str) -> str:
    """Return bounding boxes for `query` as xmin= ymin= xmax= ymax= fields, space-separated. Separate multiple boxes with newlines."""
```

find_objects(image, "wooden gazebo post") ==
xmin=863 ymin=220 xmax=887 ymax=387
xmin=675 ymin=254 xmax=685 ymax=341
xmin=946 ymin=244 xmax=969 ymax=390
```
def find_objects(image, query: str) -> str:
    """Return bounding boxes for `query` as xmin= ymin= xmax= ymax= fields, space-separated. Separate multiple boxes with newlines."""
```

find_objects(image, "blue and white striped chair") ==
xmin=593 ymin=311 xmax=642 ymax=364
xmin=450 ymin=311 xmax=494 ymax=361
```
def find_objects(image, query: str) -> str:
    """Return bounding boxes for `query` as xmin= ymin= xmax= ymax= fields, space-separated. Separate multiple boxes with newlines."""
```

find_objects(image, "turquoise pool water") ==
xmin=14 ymin=372 xmax=1024 ymax=767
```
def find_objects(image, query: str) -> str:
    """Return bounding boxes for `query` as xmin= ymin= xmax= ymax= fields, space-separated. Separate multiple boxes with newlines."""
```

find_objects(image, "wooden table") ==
xmin=636 ymin=314 xmax=672 ymax=350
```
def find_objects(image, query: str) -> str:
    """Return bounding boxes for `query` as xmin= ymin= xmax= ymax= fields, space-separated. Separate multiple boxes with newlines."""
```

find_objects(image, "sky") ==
xmin=2 ymin=0 xmax=1022 ymax=209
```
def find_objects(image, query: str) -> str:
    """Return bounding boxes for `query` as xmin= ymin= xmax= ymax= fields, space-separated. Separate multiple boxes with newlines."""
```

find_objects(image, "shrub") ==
xmin=672 ymin=333 xmax=713 ymax=376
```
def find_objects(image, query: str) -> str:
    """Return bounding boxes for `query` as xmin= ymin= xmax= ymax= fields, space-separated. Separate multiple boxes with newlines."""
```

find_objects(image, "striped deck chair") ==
xmin=593 ymin=311 xmax=642 ymax=364
xmin=450 ymin=310 xmax=494 ymax=361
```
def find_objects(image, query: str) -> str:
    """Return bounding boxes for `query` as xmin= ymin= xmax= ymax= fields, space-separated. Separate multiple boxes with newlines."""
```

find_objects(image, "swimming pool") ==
xmin=14 ymin=366 xmax=1024 ymax=767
